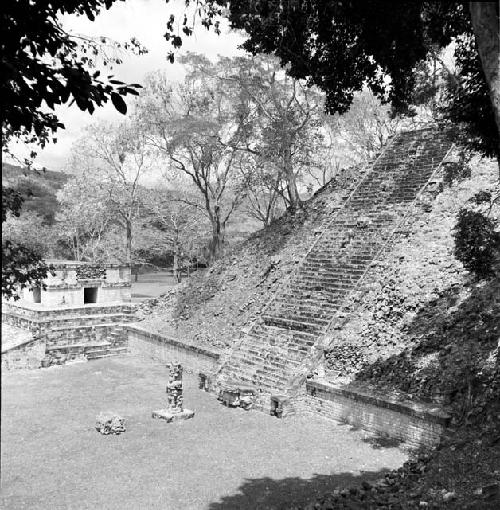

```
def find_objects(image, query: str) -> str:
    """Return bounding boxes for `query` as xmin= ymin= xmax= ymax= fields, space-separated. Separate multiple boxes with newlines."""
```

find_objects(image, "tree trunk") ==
xmin=173 ymin=233 xmax=181 ymax=283
xmin=73 ymin=235 xmax=80 ymax=261
xmin=469 ymin=2 xmax=500 ymax=175
xmin=125 ymin=219 xmax=132 ymax=265
xmin=208 ymin=205 xmax=225 ymax=264
xmin=283 ymin=147 xmax=301 ymax=213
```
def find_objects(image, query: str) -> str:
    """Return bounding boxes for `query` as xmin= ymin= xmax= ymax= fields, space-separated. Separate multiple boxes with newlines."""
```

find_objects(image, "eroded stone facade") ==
xmin=19 ymin=260 xmax=131 ymax=307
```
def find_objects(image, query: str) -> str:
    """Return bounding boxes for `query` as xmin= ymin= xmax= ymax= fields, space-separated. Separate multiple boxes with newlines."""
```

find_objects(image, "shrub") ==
xmin=453 ymin=206 xmax=499 ymax=278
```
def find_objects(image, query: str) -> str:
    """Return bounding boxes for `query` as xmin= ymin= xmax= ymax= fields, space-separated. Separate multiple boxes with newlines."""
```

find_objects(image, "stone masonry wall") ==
xmin=44 ymin=323 xmax=126 ymax=349
xmin=292 ymin=381 xmax=450 ymax=448
xmin=2 ymin=302 xmax=134 ymax=321
xmin=127 ymin=325 xmax=220 ymax=374
xmin=2 ymin=302 xmax=134 ymax=364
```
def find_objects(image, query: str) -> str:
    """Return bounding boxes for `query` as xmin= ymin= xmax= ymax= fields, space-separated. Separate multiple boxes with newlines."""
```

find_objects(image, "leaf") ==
xmin=111 ymin=92 xmax=127 ymax=115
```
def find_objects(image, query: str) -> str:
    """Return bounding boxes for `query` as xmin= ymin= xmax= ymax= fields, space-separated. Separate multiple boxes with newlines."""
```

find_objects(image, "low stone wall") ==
xmin=2 ymin=301 xmax=134 ymax=321
xmin=2 ymin=324 xmax=45 ymax=370
xmin=127 ymin=324 xmax=220 ymax=374
xmin=45 ymin=323 xmax=126 ymax=349
xmin=293 ymin=380 xmax=450 ymax=448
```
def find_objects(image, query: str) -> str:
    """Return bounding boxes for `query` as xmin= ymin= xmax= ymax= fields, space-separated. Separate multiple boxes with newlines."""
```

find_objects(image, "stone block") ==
xmin=152 ymin=409 xmax=195 ymax=422
xmin=219 ymin=388 xmax=240 ymax=407
xmin=270 ymin=395 xmax=289 ymax=418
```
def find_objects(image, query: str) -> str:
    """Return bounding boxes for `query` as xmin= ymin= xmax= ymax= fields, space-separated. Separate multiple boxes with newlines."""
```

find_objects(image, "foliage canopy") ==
xmin=2 ymin=0 xmax=143 ymax=153
xmin=165 ymin=1 xmax=499 ymax=164
xmin=2 ymin=0 xmax=143 ymax=298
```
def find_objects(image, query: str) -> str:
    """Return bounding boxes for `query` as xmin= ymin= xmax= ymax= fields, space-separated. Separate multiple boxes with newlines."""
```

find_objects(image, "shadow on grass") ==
xmin=207 ymin=469 xmax=389 ymax=510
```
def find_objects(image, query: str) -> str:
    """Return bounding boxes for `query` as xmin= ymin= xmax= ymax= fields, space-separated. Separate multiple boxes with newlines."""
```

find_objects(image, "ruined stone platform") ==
xmin=152 ymin=408 xmax=195 ymax=422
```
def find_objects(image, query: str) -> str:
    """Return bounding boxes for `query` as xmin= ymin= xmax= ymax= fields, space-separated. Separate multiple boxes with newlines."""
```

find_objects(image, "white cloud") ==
xmin=12 ymin=0 xmax=246 ymax=171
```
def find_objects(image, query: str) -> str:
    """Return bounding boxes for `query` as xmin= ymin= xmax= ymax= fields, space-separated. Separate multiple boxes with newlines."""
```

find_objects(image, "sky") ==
xmin=9 ymin=0 xmax=246 ymax=171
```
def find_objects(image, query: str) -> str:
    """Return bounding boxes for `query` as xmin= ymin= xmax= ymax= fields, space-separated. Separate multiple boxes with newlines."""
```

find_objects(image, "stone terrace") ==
xmin=216 ymin=128 xmax=453 ymax=398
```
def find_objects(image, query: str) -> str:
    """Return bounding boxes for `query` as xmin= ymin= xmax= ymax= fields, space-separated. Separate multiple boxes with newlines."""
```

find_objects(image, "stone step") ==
xmin=30 ymin=307 xmax=135 ymax=321
xmin=289 ymin=282 xmax=353 ymax=295
xmin=48 ymin=321 xmax=128 ymax=333
xmin=265 ymin=309 xmax=333 ymax=325
xmin=230 ymin=362 xmax=292 ymax=381
xmin=87 ymin=346 xmax=128 ymax=360
xmin=298 ymin=271 xmax=360 ymax=283
xmin=294 ymin=274 xmax=362 ymax=286
xmin=231 ymin=370 xmax=288 ymax=390
xmin=251 ymin=323 xmax=317 ymax=338
xmin=220 ymin=367 xmax=284 ymax=387
xmin=301 ymin=262 xmax=367 ymax=273
xmin=269 ymin=297 xmax=337 ymax=310
xmin=311 ymin=244 xmax=380 ymax=256
xmin=38 ymin=315 xmax=131 ymax=331
xmin=238 ymin=339 xmax=313 ymax=358
xmin=231 ymin=354 xmax=300 ymax=371
xmin=241 ymin=337 xmax=314 ymax=357
xmin=261 ymin=315 xmax=325 ymax=333
xmin=270 ymin=313 xmax=328 ymax=329
xmin=275 ymin=291 xmax=341 ymax=304
xmin=47 ymin=341 xmax=111 ymax=352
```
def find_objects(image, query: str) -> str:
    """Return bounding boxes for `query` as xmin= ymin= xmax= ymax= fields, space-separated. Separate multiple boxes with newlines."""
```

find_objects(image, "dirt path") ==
xmin=1 ymin=356 xmax=407 ymax=510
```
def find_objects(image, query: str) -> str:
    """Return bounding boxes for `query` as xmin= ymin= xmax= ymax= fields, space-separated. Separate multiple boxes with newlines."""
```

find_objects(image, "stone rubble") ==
xmin=95 ymin=413 xmax=126 ymax=435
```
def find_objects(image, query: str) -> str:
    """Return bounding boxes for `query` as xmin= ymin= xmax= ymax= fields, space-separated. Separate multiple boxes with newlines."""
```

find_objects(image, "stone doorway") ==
xmin=32 ymin=287 xmax=41 ymax=304
xmin=84 ymin=287 xmax=98 ymax=304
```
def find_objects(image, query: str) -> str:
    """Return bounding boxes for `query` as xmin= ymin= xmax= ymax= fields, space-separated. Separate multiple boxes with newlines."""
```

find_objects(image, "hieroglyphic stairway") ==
xmin=215 ymin=128 xmax=453 ymax=401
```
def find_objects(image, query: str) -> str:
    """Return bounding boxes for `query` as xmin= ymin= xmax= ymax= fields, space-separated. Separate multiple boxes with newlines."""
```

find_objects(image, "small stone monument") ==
xmin=152 ymin=362 xmax=195 ymax=423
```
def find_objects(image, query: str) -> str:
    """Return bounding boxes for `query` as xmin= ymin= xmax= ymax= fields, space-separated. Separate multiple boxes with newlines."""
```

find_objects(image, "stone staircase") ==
xmin=45 ymin=322 xmax=129 ymax=360
xmin=215 ymin=128 xmax=453 ymax=403
xmin=46 ymin=326 xmax=129 ymax=361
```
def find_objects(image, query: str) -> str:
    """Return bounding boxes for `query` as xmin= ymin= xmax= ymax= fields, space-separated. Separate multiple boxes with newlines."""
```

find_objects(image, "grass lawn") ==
xmin=1 ymin=356 xmax=407 ymax=510
xmin=131 ymin=273 xmax=176 ymax=302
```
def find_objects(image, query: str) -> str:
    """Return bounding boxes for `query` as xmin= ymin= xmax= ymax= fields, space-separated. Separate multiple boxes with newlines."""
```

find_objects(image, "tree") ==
xmin=2 ymin=0 xmax=144 ymax=296
xmin=1 ymin=191 xmax=52 ymax=299
xmin=226 ymin=55 xmax=325 ymax=212
xmin=440 ymin=34 xmax=499 ymax=162
xmin=138 ymin=55 xmax=250 ymax=262
xmin=164 ymin=1 xmax=500 ymax=172
xmin=454 ymin=189 xmax=500 ymax=277
xmin=326 ymin=90 xmax=404 ymax=164
xmin=236 ymin=152 xmax=284 ymax=227
xmin=2 ymin=210 xmax=57 ymax=258
xmin=142 ymin=188 xmax=209 ymax=281
xmin=69 ymin=120 xmax=152 ymax=264
xmin=2 ymin=0 xmax=143 ymax=156
xmin=56 ymin=176 xmax=112 ymax=262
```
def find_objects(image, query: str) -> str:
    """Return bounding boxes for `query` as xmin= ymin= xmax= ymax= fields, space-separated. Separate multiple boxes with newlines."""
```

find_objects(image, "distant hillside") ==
xmin=2 ymin=162 xmax=70 ymax=224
